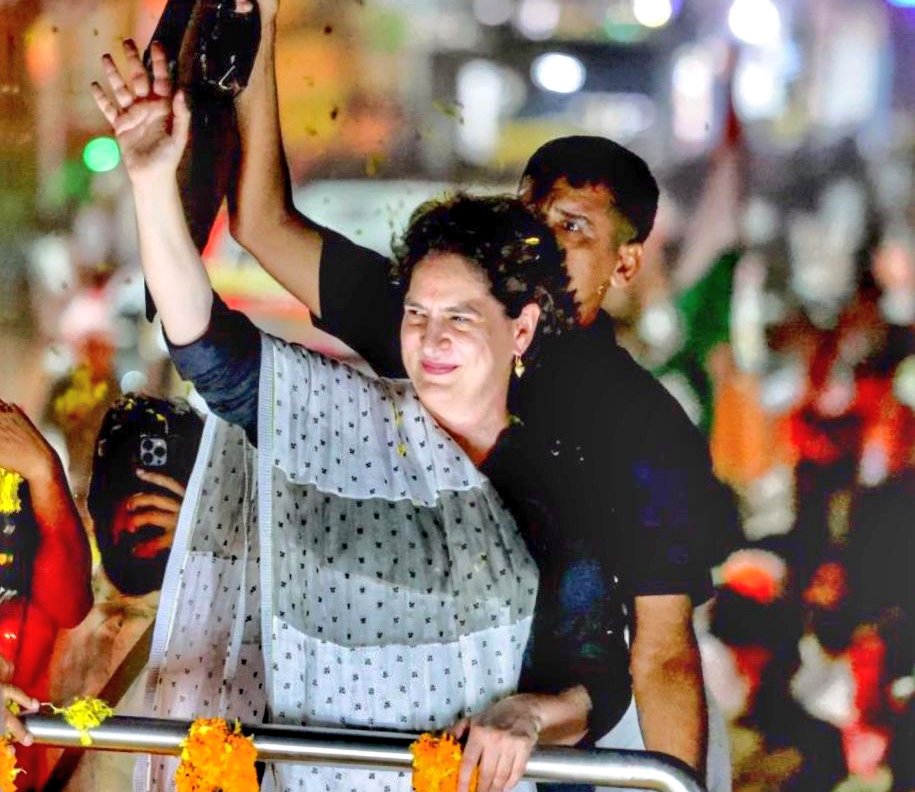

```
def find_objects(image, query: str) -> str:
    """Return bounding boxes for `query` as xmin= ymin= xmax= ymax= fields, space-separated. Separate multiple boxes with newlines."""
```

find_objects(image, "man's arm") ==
xmin=630 ymin=593 xmax=707 ymax=776
xmin=230 ymin=5 xmax=406 ymax=377
xmin=230 ymin=2 xmax=323 ymax=315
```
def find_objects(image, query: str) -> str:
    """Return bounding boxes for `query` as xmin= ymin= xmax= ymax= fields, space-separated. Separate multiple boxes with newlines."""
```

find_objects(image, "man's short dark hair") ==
xmin=88 ymin=394 xmax=203 ymax=596
xmin=521 ymin=136 xmax=660 ymax=244
xmin=391 ymin=193 xmax=577 ymax=336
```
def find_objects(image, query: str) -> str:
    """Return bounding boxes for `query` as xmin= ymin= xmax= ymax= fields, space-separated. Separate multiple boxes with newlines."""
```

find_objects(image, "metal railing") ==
xmin=25 ymin=714 xmax=705 ymax=791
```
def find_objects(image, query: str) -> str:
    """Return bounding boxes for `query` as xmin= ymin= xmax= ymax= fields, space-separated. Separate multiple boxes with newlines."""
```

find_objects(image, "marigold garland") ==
xmin=50 ymin=696 xmax=114 ymax=747
xmin=174 ymin=717 xmax=259 ymax=792
xmin=52 ymin=367 xmax=109 ymax=428
xmin=0 ymin=468 xmax=23 ymax=515
xmin=410 ymin=732 xmax=478 ymax=792
xmin=0 ymin=740 xmax=22 ymax=792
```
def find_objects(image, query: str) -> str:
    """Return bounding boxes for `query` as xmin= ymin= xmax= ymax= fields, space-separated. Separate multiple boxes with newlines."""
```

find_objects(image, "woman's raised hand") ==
xmin=91 ymin=39 xmax=189 ymax=183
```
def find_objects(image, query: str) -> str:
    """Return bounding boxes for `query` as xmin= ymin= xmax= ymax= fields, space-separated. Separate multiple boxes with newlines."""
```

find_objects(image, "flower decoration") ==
xmin=0 ymin=469 xmax=22 ymax=515
xmin=410 ymin=732 xmax=478 ymax=792
xmin=50 ymin=696 xmax=114 ymax=747
xmin=174 ymin=717 xmax=258 ymax=792
xmin=52 ymin=366 xmax=109 ymax=429
xmin=0 ymin=740 xmax=22 ymax=792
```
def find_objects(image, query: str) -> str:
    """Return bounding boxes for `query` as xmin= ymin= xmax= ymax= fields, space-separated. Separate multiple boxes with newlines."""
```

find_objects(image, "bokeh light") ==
xmin=728 ymin=0 xmax=782 ymax=46
xmin=82 ymin=137 xmax=121 ymax=174
xmin=515 ymin=0 xmax=561 ymax=40
xmin=473 ymin=0 xmax=514 ymax=26
xmin=530 ymin=52 xmax=586 ymax=94
xmin=633 ymin=0 xmax=673 ymax=28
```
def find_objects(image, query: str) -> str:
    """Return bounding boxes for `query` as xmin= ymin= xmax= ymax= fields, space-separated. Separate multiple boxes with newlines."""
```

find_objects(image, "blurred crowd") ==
xmin=694 ymin=238 xmax=915 ymax=792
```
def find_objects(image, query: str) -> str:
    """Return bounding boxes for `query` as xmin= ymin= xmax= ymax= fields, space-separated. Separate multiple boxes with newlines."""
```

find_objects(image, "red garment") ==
xmin=1 ymin=597 xmax=67 ymax=790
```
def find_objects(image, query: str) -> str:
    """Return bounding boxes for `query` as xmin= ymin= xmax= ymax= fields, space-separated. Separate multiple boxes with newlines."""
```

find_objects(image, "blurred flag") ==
xmin=657 ymin=48 xmax=747 ymax=435
xmin=673 ymin=47 xmax=745 ymax=291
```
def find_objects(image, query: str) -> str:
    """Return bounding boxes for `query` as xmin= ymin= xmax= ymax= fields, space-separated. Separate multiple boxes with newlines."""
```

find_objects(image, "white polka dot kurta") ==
xmin=138 ymin=335 xmax=539 ymax=791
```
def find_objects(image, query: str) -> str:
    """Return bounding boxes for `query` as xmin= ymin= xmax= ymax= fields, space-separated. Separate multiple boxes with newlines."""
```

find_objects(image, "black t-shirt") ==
xmin=316 ymin=229 xmax=729 ymax=737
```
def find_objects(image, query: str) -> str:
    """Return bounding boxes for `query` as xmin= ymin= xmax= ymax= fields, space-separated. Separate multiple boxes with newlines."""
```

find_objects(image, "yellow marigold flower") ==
xmin=0 ymin=468 xmax=22 ymax=516
xmin=175 ymin=717 xmax=258 ymax=792
xmin=410 ymin=732 xmax=478 ymax=792
xmin=50 ymin=696 xmax=114 ymax=747
xmin=0 ymin=740 xmax=23 ymax=792
xmin=52 ymin=367 xmax=109 ymax=428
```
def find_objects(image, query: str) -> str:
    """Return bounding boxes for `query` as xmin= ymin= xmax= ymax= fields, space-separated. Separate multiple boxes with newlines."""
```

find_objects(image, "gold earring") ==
xmin=514 ymin=355 xmax=525 ymax=378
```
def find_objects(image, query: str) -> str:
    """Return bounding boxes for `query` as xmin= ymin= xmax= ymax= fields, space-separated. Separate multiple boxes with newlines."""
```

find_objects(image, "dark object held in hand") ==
xmin=143 ymin=0 xmax=261 ymax=99
xmin=134 ymin=433 xmax=196 ymax=484
xmin=192 ymin=0 xmax=261 ymax=98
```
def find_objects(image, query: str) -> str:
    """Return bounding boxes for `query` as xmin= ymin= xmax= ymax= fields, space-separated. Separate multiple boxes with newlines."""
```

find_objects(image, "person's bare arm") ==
xmin=230 ymin=1 xmax=324 ymax=317
xmin=93 ymin=40 xmax=212 ymax=344
xmin=630 ymin=593 xmax=707 ymax=776
xmin=0 ymin=403 xmax=92 ymax=628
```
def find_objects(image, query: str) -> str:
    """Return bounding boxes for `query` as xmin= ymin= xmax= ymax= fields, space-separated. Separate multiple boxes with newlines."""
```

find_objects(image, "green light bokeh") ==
xmin=82 ymin=136 xmax=121 ymax=173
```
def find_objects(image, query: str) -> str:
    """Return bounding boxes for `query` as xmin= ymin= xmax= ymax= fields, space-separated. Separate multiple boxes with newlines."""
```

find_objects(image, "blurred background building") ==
xmin=0 ymin=0 xmax=913 ymax=790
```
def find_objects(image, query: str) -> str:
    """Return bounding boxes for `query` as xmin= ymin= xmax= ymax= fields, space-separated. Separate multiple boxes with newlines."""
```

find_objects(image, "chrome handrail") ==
xmin=25 ymin=714 xmax=706 ymax=791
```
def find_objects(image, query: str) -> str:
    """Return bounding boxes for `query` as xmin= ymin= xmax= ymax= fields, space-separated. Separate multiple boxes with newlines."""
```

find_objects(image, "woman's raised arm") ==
xmin=91 ymin=39 xmax=212 ymax=345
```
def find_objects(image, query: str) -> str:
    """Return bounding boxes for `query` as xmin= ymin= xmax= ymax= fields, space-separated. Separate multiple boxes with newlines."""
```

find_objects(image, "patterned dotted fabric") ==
xmin=141 ymin=335 xmax=539 ymax=792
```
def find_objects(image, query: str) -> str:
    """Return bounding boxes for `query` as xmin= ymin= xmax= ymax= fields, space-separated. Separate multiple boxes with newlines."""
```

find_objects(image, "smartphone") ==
xmin=138 ymin=435 xmax=169 ymax=469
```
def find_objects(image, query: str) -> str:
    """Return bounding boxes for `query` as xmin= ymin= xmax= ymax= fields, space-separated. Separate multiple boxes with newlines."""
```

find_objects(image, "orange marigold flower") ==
xmin=410 ymin=732 xmax=478 ymax=792
xmin=0 ymin=741 xmax=23 ymax=792
xmin=175 ymin=717 xmax=259 ymax=792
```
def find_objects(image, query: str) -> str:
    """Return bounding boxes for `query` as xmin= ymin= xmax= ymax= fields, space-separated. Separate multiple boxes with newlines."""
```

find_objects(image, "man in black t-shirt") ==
xmin=216 ymin=4 xmax=733 ymax=789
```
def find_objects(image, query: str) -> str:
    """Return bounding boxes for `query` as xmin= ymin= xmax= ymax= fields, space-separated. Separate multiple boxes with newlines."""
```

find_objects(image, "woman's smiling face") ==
xmin=400 ymin=252 xmax=536 ymax=433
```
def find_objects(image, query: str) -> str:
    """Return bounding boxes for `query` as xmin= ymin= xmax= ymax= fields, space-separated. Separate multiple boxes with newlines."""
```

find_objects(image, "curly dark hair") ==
xmin=390 ymin=193 xmax=577 ymax=338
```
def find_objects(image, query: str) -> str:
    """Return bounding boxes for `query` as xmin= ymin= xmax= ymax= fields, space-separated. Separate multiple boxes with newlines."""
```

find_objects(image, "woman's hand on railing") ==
xmin=91 ymin=39 xmax=190 ymax=185
xmin=451 ymin=694 xmax=542 ymax=792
